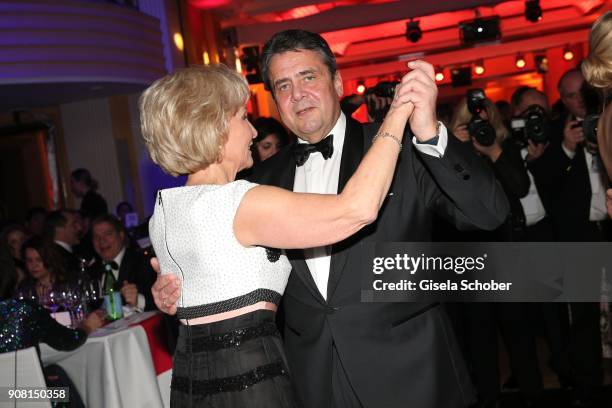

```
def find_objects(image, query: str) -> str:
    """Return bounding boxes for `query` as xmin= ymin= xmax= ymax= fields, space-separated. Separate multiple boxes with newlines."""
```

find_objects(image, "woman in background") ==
xmin=447 ymin=97 xmax=538 ymax=407
xmin=17 ymin=237 xmax=70 ymax=304
xmin=251 ymin=116 xmax=290 ymax=162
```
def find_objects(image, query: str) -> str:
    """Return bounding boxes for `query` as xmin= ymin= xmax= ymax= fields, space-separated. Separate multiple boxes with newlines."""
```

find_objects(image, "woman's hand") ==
xmin=472 ymin=137 xmax=503 ymax=162
xmin=452 ymin=124 xmax=471 ymax=143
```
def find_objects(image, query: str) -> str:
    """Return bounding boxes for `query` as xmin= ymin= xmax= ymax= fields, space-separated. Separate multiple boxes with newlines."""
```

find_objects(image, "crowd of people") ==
xmin=0 ymin=169 xmax=158 ymax=406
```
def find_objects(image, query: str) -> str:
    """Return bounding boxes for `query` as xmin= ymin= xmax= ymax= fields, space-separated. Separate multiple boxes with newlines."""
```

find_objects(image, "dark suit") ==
xmin=88 ymin=247 xmax=157 ymax=311
xmin=527 ymin=122 xmax=607 ymax=401
xmin=52 ymin=242 xmax=80 ymax=281
xmin=248 ymin=117 xmax=509 ymax=408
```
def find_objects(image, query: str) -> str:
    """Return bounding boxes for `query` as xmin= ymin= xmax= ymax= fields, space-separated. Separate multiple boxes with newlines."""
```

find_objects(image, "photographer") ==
xmin=527 ymin=67 xmax=609 ymax=407
xmin=510 ymin=86 xmax=555 ymax=240
xmin=444 ymin=92 xmax=537 ymax=407
xmin=582 ymin=11 xmax=612 ymax=218
xmin=340 ymin=82 xmax=395 ymax=123
xmin=449 ymin=92 xmax=530 ymax=241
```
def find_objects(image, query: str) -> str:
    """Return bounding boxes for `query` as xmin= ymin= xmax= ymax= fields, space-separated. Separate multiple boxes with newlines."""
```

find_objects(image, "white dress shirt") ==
xmin=519 ymin=148 xmax=547 ymax=226
xmin=561 ymin=144 xmax=607 ymax=221
xmin=54 ymin=240 xmax=72 ymax=253
xmin=293 ymin=112 xmax=448 ymax=299
xmin=102 ymin=247 xmax=146 ymax=311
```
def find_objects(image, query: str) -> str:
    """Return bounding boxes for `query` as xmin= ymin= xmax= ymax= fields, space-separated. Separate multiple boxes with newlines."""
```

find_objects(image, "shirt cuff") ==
xmin=136 ymin=294 xmax=146 ymax=311
xmin=561 ymin=143 xmax=576 ymax=159
xmin=412 ymin=122 xmax=448 ymax=158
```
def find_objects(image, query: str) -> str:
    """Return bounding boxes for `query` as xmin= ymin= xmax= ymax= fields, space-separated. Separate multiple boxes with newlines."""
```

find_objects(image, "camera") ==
xmin=582 ymin=114 xmax=600 ymax=145
xmin=466 ymin=89 xmax=496 ymax=146
xmin=581 ymin=82 xmax=604 ymax=145
xmin=366 ymin=81 xmax=398 ymax=98
xmin=510 ymin=104 xmax=550 ymax=147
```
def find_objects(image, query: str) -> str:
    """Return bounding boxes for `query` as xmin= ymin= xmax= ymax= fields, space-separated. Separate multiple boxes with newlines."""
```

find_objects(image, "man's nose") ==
xmin=291 ymin=82 xmax=304 ymax=102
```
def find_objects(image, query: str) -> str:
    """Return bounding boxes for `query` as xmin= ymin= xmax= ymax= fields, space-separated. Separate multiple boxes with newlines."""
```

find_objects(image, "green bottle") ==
xmin=103 ymin=263 xmax=123 ymax=320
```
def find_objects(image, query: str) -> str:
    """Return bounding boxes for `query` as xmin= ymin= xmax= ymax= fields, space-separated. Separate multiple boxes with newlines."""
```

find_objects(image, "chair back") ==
xmin=0 ymin=347 xmax=52 ymax=407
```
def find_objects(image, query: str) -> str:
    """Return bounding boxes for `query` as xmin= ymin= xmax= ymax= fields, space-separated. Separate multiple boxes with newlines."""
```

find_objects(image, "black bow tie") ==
xmin=292 ymin=135 xmax=334 ymax=166
xmin=104 ymin=261 xmax=119 ymax=271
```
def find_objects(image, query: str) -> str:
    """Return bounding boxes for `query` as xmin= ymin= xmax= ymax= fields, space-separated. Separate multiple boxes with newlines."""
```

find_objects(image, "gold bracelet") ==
xmin=373 ymin=131 xmax=402 ymax=151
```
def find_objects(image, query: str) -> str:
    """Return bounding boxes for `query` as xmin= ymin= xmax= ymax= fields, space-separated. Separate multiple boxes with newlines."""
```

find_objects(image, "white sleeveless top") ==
xmin=149 ymin=180 xmax=291 ymax=319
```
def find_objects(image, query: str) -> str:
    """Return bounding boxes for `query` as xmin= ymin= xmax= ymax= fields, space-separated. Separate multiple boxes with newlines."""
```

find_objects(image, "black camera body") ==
xmin=510 ymin=104 xmax=550 ymax=147
xmin=367 ymin=81 xmax=398 ymax=98
xmin=582 ymin=114 xmax=600 ymax=145
xmin=466 ymin=89 xmax=496 ymax=146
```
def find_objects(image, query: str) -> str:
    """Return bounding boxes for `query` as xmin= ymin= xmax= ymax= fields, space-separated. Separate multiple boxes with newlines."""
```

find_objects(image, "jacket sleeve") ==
xmin=409 ymin=129 xmax=510 ymax=231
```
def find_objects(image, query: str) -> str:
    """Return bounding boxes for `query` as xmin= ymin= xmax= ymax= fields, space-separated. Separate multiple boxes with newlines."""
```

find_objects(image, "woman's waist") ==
xmin=177 ymin=308 xmax=279 ymax=351
xmin=179 ymin=301 xmax=277 ymax=326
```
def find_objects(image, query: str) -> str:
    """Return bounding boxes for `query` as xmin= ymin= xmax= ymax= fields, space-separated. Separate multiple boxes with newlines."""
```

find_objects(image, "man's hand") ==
xmin=120 ymin=281 xmax=138 ymax=307
xmin=390 ymin=60 xmax=438 ymax=142
xmin=606 ymin=188 xmax=612 ymax=219
xmin=563 ymin=119 xmax=584 ymax=152
xmin=150 ymin=257 xmax=180 ymax=315
xmin=526 ymin=140 xmax=549 ymax=162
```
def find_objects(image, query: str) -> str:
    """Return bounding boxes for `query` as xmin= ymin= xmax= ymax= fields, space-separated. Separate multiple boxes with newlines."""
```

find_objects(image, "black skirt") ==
xmin=171 ymin=310 xmax=298 ymax=407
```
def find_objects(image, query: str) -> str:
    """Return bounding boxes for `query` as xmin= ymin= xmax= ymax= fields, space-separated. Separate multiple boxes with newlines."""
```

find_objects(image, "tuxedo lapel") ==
xmin=116 ymin=248 xmax=132 ymax=288
xmin=327 ymin=118 xmax=365 ymax=300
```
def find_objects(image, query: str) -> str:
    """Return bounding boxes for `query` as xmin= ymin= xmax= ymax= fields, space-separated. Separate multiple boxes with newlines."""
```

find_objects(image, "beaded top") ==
xmin=149 ymin=180 xmax=291 ymax=319
xmin=0 ymin=299 xmax=86 ymax=353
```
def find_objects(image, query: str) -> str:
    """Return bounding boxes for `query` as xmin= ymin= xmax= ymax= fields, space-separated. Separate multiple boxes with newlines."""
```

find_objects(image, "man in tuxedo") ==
xmin=153 ymin=30 xmax=509 ymax=408
xmin=89 ymin=214 xmax=156 ymax=311
xmin=526 ymin=69 xmax=608 ymax=407
xmin=43 ymin=209 xmax=82 ymax=278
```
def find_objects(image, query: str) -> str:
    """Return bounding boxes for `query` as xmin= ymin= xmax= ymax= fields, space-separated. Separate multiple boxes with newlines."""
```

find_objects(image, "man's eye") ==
xmin=304 ymin=75 xmax=315 ymax=82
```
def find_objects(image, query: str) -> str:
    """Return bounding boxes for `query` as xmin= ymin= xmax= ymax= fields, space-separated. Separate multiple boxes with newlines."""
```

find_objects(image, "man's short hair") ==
xmin=43 ymin=210 xmax=68 ymax=241
xmin=92 ymin=214 xmax=124 ymax=234
xmin=557 ymin=68 xmax=582 ymax=93
xmin=26 ymin=206 xmax=46 ymax=222
xmin=139 ymin=64 xmax=249 ymax=176
xmin=261 ymin=29 xmax=337 ymax=94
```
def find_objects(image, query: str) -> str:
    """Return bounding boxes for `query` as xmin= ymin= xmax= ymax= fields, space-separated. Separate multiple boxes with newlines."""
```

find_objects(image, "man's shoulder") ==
xmin=246 ymin=144 xmax=295 ymax=183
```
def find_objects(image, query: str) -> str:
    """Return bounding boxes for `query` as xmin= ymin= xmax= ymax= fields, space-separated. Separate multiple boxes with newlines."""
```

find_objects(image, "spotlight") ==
xmin=406 ymin=19 xmax=422 ymax=43
xmin=435 ymin=67 xmax=445 ymax=82
xmin=525 ymin=0 xmax=542 ymax=23
xmin=515 ymin=54 xmax=526 ymax=69
xmin=563 ymin=46 xmax=574 ymax=61
xmin=173 ymin=33 xmax=184 ymax=51
xmin=474 ymin=60 xmax=485 ymax=75
xmin=356 ymin=81 xmax=366 ymax=95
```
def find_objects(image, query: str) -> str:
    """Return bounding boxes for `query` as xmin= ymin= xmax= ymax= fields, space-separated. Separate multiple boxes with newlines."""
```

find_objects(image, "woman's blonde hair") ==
xmin=449 ymin=96 xmax=509 ymax=142
xmin=582 ymin=11 xmax=612 ymax=89
xmin=139 ymin=64 xmax=249 ymax=176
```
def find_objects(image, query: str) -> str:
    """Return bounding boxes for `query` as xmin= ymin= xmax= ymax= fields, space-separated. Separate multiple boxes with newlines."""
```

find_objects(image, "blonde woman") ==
xmin=582 ymin=10 xmax=612 ymax=217
xmin=141 ymin=63 xmax=417 ymax=407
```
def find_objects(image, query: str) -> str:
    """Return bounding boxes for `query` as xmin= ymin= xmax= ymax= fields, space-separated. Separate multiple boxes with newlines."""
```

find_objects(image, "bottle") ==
xmin=103 ymin=263 xmax=123 ymax=320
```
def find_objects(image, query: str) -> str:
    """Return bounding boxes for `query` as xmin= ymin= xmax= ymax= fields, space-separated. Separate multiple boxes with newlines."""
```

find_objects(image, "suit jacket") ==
xmin=527 ymin=120 xmax=606 ymax=242
xmin=248 ymin=117 xmax=509 ymax=408
xmin=88 ymin=247 xmax=157 ymax=311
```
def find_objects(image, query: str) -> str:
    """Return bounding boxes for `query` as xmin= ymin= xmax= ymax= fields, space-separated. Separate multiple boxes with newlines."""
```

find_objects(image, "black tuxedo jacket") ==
xmin=248 ymin=117 xmax=509 ymax=408
xmin=527 ymin=123 xmax=607 ymax=242
xmin=89 ymin=247 xmax=157 ymax=311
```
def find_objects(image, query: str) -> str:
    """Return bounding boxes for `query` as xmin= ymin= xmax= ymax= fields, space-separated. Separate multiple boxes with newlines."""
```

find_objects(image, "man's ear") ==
xmin=334 ymin=71 xmax=343 ymax=98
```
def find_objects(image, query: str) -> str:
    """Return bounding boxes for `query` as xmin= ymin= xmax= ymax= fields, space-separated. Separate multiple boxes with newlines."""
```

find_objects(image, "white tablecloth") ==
xmin=40 ymin=312 xmax=165 ymax=408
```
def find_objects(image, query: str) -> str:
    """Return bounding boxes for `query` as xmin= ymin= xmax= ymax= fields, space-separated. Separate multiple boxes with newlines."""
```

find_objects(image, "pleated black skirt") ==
xmin=170 ymin=310 xmax=298 ymax=407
